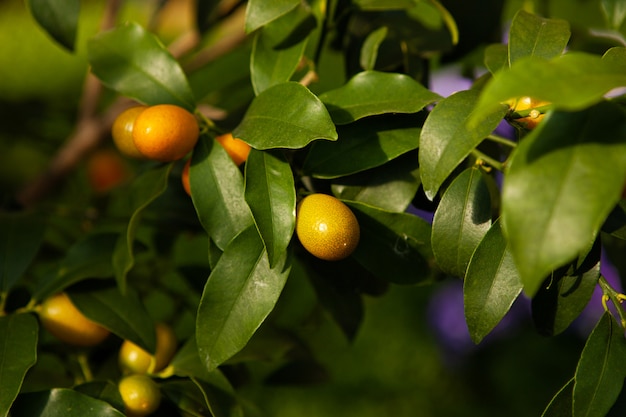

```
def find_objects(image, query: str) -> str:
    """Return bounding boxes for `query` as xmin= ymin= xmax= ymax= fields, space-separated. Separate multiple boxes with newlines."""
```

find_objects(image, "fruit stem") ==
xmin=599 ymin=275 xmax=626 ymax=328
xmin=486 ymin=134 xmax=517 ymax=148
xmin=471 ymin=149 xmax=504 ymax=172
xmin=76 ymin=351 xmax=94 ymax=383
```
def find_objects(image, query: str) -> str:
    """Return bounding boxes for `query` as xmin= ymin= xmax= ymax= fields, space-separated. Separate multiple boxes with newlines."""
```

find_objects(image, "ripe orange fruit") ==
xmin=119 ymin=322 xmax=178 ymax=374
xmin=215 ymin=132 xmax=251 ymax=166
xmin=295 ymin=193 xmax=360 ymax=261
xmin=507 ymin=96 xmax=550 ymax=130
xmin=118 ymin=374 xmax=162 ymax=417
xmin=181 ymin=159 xmax=191 ymax=196
xmin=112 ymin=106 xmax=148 ymax=159
xmin=87 ymin=148 xmax=130 ymax=193
xmin=132 ymin=104 xmax=199 ymax=162
xmin=38 ymin=292 xmax=110 ymax=347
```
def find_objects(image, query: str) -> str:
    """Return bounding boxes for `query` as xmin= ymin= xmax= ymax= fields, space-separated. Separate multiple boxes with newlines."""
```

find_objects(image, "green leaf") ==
xmin=531 ymin=243 xmax=601 ymax=337
xmin=0 ymin=211 xmax=45 ymax=292
xmin=464 ymin=218 xmax=523 ymax=344
xmin=233 ymin=82 xmax=337 ymax=150
xmin=245 ymin=0 xmax=300 ymax=33
xmin=190 ymin=136 xmax=254 ymax=251
xmin=331 ymin=151 xmax=420 ymax=212
xmin=349 ymin=202 xmax=433 ymax=284
xmin=319 ymin=71 xmax=440 ymax=125
xmin=88 ymin=21 xmax=196 ymax=111
xmin=360 ymin=26 xmax=388 ymax=70
xmin=26 ymin=0 xmax=79 ymax=51
xmin=0 ymin=314 xmax=38 ymax=417
xmin=244 ymin=149 xmax=296 ymax=267
xmin=431 ymin=167 xmax=493 ymax=278
xmin=69 ymin=286 xmax=156 ymax=353
xmin=10 ymin=388 xmax=125 ymax=417
xmin=469 ymin=52 xmax=626 ymax=128
xmin=484 ymin=43 xmax=509 ymax=74
xmin=601 ymin=0 xmax=626 ymax=30
xmin=73 ymin=381 xmax=124 ymax=413
xmin=353 ymin=0 xmax=416 ymax=10
xmin=303 ymin=114 xmax=422 ymax=179
xmin=113 ymin=163 xmax=172 ymax=292
xmin=34 ymin=233 xmax=118 ymax=301
xmin=502 ymin=101 xmax=626 ymax=296
xmin=508 ymin=10 xmax=570 ymax=66
xmin=573 ymin=312 xmax=626 ymax=417
xmin=542 ymin=378 xmax=574 ymax=417
xmin=196 ymin=226 xmax=291 ymax=371
xmin=419 ymin=89 xmax=508 ymax=200
xmin=250 ymin=4 xmax=313 ymax=95
xmin=191 ymin=378 xmax=244 ymax=417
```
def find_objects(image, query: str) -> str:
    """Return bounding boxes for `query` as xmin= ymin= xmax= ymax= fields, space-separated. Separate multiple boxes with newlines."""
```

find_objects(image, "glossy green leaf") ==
xmin=0 ymin=314 xmax=38 ymax=417
xmin=251 ymin=4 xmax=313 ymax=95
xmin=196 ymin=226 xmax=291 ymax=371
xmin=531 ymin=243 xmax=601 ymax=337
xmin=10 ymin=388 xmax=125 ymax=417
xmin=542 ymin=378 xmax=574 ymax=417
xmin=232 ymin=82 xmax=337 ymax=149
xmin=88 ymin=21 xmax=196 ymax=111
xmin=419 ymin=89 xmax=508 ymax=200
xmin=0 ymin=211 xmax=45 ymax=292
xmin=469 ymin=52 xmax=626 ymax=128
xmin=69 ymin=286 xmax=156 ymax=353
xmin=601 ymin=0 xmax=626 ymax=30
xmin=573 ymin=312 xmax=626 ymax=417
xmin=244 ymin=149 xmax=296 ymax=267
xmin=245 ymin=0 xmax=300 ymax=33
xmin=331 ymin=151 xmax=420 ymax=212
xmin=191 ymin=378 xmax=244 ymax=417
xmin=113 ymin=163 xmax=172 ymax=292
xmin=502 ymin=101 xmax=626 ymax=296
xmin=190 ymin=136 xmax=254 ymax=251
xmin=431 ymin=167 xmax=493 ymax=278
xmin=353 ymin=0 xmax=415 ymax=10
xmin=319 ymin=71 xmax=440 ymax=125
xmin=484 ymin=43 xmax=508 ymax=74
xmin=73 ymin=381 xmax=124 ymax=413
xmin=464 ymin=218 xmax=522 ymax=344
xmin=34 ymin=233 xmax=118 ymax=301
xmin=304 ymin=114 xmax=421 ymax=179
xmin=349 ymin=201 xmax=433 ymax=284
xmin=26 ymin=0 xmax=79 ymax=51
xmin=508 ymin=10 xmax=570 ymax=66
xmin=360 ymin=26 xmax=388 ymax=70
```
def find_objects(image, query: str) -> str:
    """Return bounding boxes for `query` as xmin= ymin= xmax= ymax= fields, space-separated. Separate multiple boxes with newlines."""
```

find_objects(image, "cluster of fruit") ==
xmin=37 ymin=292 xmax=175 ymax=416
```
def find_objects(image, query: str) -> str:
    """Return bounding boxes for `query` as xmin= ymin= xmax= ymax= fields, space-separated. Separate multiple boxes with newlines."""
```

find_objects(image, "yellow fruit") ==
xmin=181 ymin=159 xmax=191 ymax=196
xmin=87 ymin=148 xmax=131 ymax=193
xmin=507 ymin=96 xmax=550 ymax=130
xmin=215 ymin=132 xmax=251 ymax=166
xmin=112 ymin=106 xmax=148 ymax=159
xmin=39 ymin=293 xmax=110 ymax=347
xmin=119 ymin=323 xmax=178 ymax=374
xmin=295 ymin=193 xmax=360 ymax=261
xmin=132 ymin=104 xmax=199 ymax=162
xmin=118 ymin=374 xmax=161 ymax=417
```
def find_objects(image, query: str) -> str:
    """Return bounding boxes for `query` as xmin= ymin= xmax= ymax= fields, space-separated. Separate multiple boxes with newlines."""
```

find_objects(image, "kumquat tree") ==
xmin=3 ymin=0 xmax=626 ymax=416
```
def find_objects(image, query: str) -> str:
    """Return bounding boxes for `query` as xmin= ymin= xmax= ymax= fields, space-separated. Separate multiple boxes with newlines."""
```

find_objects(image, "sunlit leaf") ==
xmin=360 ymin=26 xmax=388 ymax=70
xmin=484 ymin=43 xmax=508 ymax=74
xmin=26 ymin=0 xmax=79 ymax=51
xmin=245 ymin=0 xmax=300 ymax=33
xmin=88 ymin=21 xmax=196 ymax=111
xmin=502 ymin=101 xmax=626 ymax=296
xmin=233 ymin=82 xmax=337 ymax=149
xmin=0 ymin=314 xmax=38 ymax=417
xmin=508 ymin=10 xmax=570 ymax=65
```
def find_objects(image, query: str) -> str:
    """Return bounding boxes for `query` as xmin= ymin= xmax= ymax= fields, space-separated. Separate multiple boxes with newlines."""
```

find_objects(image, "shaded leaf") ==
xmin=419 ymin=89 xmax=508 ymax=200
xmin=0 ymin=314 xmax=38 ymax=417
xmin=319 ymin=71 xmax=440 ymax=125
xmin=196 ymin=226 xmax=291 ymax=371
xmin=542 ymin=378 xmax=574 ymax=417
xmin=10 ymin=388 xmax=125 ymax=417
xmin=190 ymin=136 xmax=254 ymax=251
xmin=0 ymin=211 xmax=45 ymax=292
xmin=73 ymin=381 xmax=124 ymax=413
xmin=431 ymin=167 xmax=493 ymax=277
xmin=244 ymin=149 xmax=296 ymax=267
xmin=573 ymin=312 xmax=626 ymax=417
xmin=26 ymin=0 xmax=79 ymax=51
xmin=233 ymin=82 xmax=337 ymax=149
xmin=245 ymin=0 xmax=300 ymax=33
xmin=360 ymin=26 xmax=388 ymax=70
xmin=304 ymin=114 xmax=422 ymax=178
xmin=484 ymin=43 xmax=509 ymax=74
xmin=508 ymin=10 xmax=570 ymax=66
xmin=353 ymin=0 xmax=416 ymax=10
xmin=88 ymin=22 xmax=196 ymax=111
xmin=113 ymin=164 xmax=172 ymax=292
xmin=502 ymin=101 xmax=626 ymax=296
xmin=464 ymin=218 xmax=522 ymax=344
